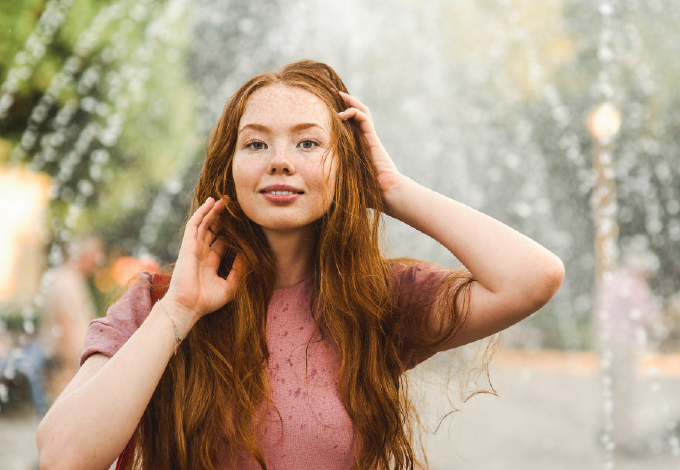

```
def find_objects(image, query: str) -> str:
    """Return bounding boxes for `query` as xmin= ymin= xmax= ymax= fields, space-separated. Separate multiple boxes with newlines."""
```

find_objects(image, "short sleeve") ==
xmin=79 ymin=271 xmax=155 ymax=366
xmin=390 ymin=261 xmax=452 ymax=371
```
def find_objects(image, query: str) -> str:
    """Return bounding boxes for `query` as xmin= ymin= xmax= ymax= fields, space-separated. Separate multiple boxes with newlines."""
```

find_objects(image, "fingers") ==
xmin=225 ymin=254 xmax=245 ymax=290
xmin=183 ymin=197 xmax=215 ymax=247
xmin=338 ymin=91 xmax=372 ymax=118
xmin=197 ymin=198 xmax=226 ymax=243
xmin=338 ymin=107 xmax=378 ymax=141
xmin=210 ymin=236 xmax=228 ymax=259
xmin=186 ymin=198 xmax=214 ymax=230
xmin=338 ymin=106 xmax=369 ymax=122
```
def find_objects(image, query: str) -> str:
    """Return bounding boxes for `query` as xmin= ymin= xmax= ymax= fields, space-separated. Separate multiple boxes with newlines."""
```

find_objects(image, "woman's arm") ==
xmin=37 ymin=305 xmax=179 ymax=470
xmin=37 ymin=198 xmax=243 ymax=470
xmin=340 ymin=93 xmax=564 ymax=349
xmin=383 ymin=178 xmax=564 ymax=348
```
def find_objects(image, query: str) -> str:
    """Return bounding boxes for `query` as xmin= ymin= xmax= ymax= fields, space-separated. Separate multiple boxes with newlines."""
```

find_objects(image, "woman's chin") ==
xmin=243 ymin=207 xmax=326 ymax=233
xmin=256 ymin=217 xmax=320 ymax=234
xmin=261 ymin=223 xmax=318 ymax=234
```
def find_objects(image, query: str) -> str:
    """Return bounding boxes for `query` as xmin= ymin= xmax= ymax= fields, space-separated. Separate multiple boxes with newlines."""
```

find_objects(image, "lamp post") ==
xmin=587 ymin=103 xmax=622 ymax=284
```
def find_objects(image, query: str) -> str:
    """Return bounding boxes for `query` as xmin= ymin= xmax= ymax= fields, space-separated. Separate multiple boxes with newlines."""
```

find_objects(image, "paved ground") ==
xmin=0 ymin=413 xmax=39 ymax=470
xmin=2 ymin=349 xmax=680 ymax=469
xmin=418 ymin=349 xmax=680 ymax=470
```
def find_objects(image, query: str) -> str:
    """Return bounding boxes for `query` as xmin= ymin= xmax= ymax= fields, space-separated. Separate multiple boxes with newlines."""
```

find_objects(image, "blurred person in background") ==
xmin=40 ymin=236 xmax=104 ymax=400
xmin=595 ymin=247 xmax=661 ymax=455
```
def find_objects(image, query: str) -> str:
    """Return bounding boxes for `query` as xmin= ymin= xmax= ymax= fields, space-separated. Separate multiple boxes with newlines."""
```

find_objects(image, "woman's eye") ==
xmin=299 ymin=140 xmax=319 ymax=150
xmin=247 ymin=141 xmax=267 ymax=150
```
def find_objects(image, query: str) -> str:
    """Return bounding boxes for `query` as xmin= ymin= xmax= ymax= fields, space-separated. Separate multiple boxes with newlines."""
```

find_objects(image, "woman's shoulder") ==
xmin=108 ymin=271 xmax=157 ymax=323
xmin=388 ymin=258 xmax=452 ymax=292
xmin=110 ymin=270 xmax=170 ymax=314
xmin=387 ymin=259 xmax=455 ymax=316
xmin=80 ymin=271 xmax=166 ymax=365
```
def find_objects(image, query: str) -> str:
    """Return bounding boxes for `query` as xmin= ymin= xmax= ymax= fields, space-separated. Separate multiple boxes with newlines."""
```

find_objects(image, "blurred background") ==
xmin=1 ymin=0 xmax=680 ymax=468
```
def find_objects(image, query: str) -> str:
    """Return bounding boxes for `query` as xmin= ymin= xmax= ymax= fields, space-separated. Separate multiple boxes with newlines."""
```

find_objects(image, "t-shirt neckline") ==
xmin=272 ymin=274 xmax=315 ymax=292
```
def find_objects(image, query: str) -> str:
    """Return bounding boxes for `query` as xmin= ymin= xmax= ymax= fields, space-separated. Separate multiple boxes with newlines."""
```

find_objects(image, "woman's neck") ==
xmin=263 ymin=224 xmax=317 ymax=288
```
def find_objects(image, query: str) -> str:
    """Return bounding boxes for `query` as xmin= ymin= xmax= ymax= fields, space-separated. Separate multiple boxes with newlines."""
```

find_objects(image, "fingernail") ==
xmin=205 ymin=197 xmax=211 ymax=204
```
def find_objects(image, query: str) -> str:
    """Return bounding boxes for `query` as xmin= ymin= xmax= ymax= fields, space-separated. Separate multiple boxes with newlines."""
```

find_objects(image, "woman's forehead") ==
xmin=240 ymin=84 xmax=332 ymax=132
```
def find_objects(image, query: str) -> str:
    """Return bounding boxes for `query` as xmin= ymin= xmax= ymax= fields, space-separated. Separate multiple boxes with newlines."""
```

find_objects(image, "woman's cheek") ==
xmin=231 ymin=160 xmax=255 ymax=218
xmin=235 ymin=187 xmax=260 ymax=223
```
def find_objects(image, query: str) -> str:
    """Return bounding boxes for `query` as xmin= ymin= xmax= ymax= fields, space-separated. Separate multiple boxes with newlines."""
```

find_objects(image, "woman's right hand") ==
xmin=162 ymin=197 xmax=243 ymax=336
xmin=36 ymin=197 xmax=241 ymax=469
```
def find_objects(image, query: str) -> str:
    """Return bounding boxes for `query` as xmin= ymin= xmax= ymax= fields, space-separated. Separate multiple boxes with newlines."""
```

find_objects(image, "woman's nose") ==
xmin=267 ymin=146 xmax=296 ymax=175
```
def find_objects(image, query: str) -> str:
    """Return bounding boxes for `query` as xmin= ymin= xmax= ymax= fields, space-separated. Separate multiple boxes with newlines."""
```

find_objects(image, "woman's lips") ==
xmin=262 ymin=191 xmax=301 ymax=203
xmin=260 ymin=185 xmax=303 ymax=203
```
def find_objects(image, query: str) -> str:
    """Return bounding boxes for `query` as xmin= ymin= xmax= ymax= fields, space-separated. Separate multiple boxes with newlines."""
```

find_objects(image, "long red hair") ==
xmin=126 ymin=60 xmax=480 ymax=469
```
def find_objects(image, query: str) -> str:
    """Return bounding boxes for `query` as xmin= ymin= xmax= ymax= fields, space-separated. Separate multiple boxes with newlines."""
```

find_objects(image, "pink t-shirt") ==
xmin=81 ymin=262 xmax=450 ymax=469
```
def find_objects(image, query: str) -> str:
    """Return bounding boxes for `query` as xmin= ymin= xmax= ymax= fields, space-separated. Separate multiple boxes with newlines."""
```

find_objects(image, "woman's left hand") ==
xmin=339 ymin=91 xmax=401 ymax=198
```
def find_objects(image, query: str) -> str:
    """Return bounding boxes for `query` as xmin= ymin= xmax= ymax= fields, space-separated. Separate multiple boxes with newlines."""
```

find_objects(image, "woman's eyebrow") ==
xmin=239 ymin=123 xmax=269 ymax=133
xmin=239 ymin=122 xmax=326 ymax=134
xmin=290 ymin=122 xmax=325 ymax=132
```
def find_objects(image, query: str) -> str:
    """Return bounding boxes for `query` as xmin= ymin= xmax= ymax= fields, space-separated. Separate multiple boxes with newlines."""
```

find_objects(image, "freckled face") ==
xmin=232 ymin=84 xmax=337 ymax=233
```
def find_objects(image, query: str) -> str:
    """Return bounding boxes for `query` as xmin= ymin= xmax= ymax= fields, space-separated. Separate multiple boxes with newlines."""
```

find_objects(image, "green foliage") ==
xmin=1 ymin=0 xmax=202 ymax=263
xmin=0 ymin=0 xmax=46 ymax=70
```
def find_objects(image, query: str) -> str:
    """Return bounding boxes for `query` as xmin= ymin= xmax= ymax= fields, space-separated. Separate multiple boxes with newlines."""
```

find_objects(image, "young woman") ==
xmin=36 ymin=60 xmax=564 ymax=470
